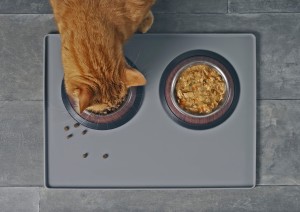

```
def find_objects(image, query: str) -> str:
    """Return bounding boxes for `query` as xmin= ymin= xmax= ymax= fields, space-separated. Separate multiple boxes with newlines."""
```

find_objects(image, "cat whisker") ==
xmin=82 ymin=110 xmax=94 ymax=124
xmin=133 ymin=48 xmax=142 ymax=64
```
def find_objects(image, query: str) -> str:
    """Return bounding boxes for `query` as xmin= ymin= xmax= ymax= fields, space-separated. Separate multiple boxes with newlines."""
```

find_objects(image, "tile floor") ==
xmin=0 ymin=0 xmax=299 ymax=211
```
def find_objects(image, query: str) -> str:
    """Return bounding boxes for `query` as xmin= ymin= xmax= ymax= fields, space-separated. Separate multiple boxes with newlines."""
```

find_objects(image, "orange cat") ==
xmin=50 ymin=0 xmax=155 ymax=113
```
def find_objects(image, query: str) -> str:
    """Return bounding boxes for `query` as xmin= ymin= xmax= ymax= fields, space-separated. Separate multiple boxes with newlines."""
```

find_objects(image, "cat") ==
xmin=50 ymin=0 xmax=155 ymax=113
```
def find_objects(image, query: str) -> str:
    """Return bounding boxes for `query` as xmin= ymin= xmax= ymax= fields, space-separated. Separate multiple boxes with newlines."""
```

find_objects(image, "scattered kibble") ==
xmin=103 ymin=153 xmax=109 ymax=159
xmin=67 ymin=134 xmax=73 ymax=139
xmin=82 ymin=129 xmax=88 ymax=135
xmin=64 ymin=126 xmax=70 ymax=131
xmin=83 ymin=153 xmax=88 ymax=158
xmin=74 ymin=123 xmax=80 ymax=128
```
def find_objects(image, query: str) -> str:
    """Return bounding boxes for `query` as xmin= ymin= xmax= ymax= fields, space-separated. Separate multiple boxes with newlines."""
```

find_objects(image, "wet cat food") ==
xmin=175 ymin=64 xmax=226 ymax=115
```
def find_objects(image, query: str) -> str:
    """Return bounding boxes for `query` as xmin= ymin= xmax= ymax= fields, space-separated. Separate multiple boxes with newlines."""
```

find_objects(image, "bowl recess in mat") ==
xmin=160 ymin=50 xmax=240 ymax=130
xmin=61 ymin=59 xmax=144 ymax=130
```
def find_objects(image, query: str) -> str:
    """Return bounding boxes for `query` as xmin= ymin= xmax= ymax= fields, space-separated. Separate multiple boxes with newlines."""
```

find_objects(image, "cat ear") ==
xmin=124 ymin=68 xmax=147 ymax=87
xmin=73 ymin=87 xmax=93 ymax=113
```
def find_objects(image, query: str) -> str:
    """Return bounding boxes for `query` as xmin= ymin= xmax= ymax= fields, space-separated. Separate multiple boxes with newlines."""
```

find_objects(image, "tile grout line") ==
xmin=227 ymin=0 xmax=229 ymax=13
xmin=0 ymin=100 xmax=43 ymax=102
xmin=38 ymin=188 xmax=41 ymax=212
xmin=0 ymin=186 xmax=43 ymax=188
xmin=258 ymin=99 xmax=300 ymax=101
xmin=224 ymin=11 xmax=300 ymax=14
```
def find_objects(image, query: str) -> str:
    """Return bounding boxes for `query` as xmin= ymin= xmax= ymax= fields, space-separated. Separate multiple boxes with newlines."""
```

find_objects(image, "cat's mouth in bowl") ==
xmin=86 ymin=94 xmax=128 ymax=115
xmin=62 ymin=81 xmax=144 ymax=130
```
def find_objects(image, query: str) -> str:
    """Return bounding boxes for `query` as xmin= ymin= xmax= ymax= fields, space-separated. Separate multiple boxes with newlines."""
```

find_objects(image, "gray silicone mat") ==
xmin=44 ymin=34 xmax=256 ymax=188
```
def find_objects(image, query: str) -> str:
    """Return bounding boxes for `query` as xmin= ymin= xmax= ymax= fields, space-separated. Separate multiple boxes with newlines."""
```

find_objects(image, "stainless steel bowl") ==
xmin=160 ymin=50 xmax=240 ymax=129
xmin=170 ymin=61 xmax=231 ymax=118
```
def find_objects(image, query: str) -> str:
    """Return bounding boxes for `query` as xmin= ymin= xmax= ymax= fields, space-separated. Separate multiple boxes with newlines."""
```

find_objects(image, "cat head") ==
xmin=65 ymin=67 xmax=146 ymax=114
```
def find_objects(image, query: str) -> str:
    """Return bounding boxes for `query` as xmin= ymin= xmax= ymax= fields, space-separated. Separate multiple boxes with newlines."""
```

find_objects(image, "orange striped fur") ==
xmin=50 ymin=0 xmax=155 ymax=113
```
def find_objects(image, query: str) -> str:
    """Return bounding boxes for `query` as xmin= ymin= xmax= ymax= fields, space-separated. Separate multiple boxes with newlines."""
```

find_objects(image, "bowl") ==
xmin=61 ymin=58 xmax=144 ymax=130
xmin=160 ymin=50 xmax=240 ymax=129
xmin=170 ymin=60 xmax=230 ymax=118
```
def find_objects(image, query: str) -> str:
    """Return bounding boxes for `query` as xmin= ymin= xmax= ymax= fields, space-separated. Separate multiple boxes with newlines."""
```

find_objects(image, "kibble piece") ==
xmin=82 ymin=129 xmax=88 ymax=135
xmin=74 ymin=123 xmax=80 ymax=128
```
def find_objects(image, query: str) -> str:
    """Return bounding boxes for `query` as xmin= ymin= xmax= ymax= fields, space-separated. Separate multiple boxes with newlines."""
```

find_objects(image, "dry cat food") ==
xmin=175 ymin=64 xmax=226 ymax=115
xmin=87 ymin=94 xmax=127 ymax=115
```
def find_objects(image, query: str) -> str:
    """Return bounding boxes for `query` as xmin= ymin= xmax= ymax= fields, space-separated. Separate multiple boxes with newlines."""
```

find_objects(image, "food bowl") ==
xmin=62 ymin=82 xmax=144 ymax=130
xmin=61 ymin=59 xmax=144 ymax=130
xmin=160 ymin=50 xmax=240 ymax=130
xmin=170 ymin=61 xmax=230 ymax=118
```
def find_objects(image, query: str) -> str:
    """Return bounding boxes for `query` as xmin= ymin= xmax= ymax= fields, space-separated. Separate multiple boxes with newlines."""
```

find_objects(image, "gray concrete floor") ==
xmin=0 ymin=0 xmax=300 ymax=211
